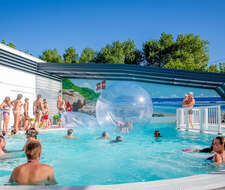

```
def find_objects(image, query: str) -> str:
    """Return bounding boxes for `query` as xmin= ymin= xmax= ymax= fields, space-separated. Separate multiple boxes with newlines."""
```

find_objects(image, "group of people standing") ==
xmin=0 ymin=94 xmax=53 ymax=134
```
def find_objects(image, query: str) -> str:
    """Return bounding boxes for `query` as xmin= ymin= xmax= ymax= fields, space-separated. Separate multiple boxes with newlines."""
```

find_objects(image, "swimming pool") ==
xmin=0 ymin=123 xmax=222 ymax=186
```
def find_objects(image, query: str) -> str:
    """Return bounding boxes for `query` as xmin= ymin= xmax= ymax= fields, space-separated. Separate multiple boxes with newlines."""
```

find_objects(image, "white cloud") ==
xmin=82 ymin=82 xmax=91 ymax=89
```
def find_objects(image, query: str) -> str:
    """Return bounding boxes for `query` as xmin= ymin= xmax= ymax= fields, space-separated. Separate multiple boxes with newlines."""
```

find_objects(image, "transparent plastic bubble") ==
xmin=96 ymin=82 xmax=153 ymax=128
xmin=62 ymin=112 xmax=98 ymax=128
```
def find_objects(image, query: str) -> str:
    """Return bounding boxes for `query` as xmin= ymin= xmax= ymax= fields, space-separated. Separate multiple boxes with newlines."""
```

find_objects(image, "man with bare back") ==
xmin=12 ymin=94 xmax=23 ymax=132
xmin=9 ymin=141 xmax=56 ymax=185
xmin=33 ymin=95 xmax=43 ymax=130
xmin=57 ymin=95 xmax=66 ymax=128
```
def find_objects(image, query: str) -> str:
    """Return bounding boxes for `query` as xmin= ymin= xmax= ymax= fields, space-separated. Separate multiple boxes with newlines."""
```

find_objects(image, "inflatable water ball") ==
xmin=96 ymin=82 xmax=153 ymax=128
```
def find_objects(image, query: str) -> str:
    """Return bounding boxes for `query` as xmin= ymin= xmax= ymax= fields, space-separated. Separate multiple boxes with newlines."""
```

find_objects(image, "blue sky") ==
xmin=1 ymin=0 xmax=225 ymax=64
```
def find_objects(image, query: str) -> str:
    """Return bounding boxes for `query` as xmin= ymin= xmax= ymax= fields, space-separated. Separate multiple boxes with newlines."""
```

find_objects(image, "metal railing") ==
xmin=176 ymin=105 xmax=223 ymax=134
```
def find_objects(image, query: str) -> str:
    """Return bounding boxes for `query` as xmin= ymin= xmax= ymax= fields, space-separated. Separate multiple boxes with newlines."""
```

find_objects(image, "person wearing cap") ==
xmin=183 ymin=92 xmax=195 ymax=128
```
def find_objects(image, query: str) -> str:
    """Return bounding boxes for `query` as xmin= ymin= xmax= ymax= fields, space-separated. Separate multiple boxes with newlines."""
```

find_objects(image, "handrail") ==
xmin=176 ymin=105 xmax=223 ymax=135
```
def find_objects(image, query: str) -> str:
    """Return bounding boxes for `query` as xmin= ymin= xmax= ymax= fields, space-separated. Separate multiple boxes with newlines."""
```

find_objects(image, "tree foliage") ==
xmin=63 ymin=47 xmax=79 ymax=63
xmin=143 ymin=33 xmax=209 ymax=71
xmin=95 ymin=39 xmax=143 ymax=64
xmin=79 ymin=48 xmax=96 ymax=63
xmin=1 ymin=40 xmax=16 ymax=49
xmin=40 ymin=48 xmax=63 ymax=63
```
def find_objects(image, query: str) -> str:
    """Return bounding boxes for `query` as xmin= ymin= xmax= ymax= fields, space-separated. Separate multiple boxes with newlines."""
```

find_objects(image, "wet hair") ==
xmin=25 ymin=128 xmax=38 ymax=139
xmin=17 ymin=94 xmax=23 ymax=100
xmin=25 ymin=141 xmax=42 ymax=160
xmin=67 ymin=129 xmax=73 ymax=135
xmin=102 ymin=131 xmax=107 ymax=137
xmin=215 ymin=136 xmax=224 ymax=145
xmin=11 ymin=129 xmax=16 ymax=135
xmin=116 ymin=136 xmax=122 ymax=141
xmin=154 ymin=130 xmax=161 ymax=137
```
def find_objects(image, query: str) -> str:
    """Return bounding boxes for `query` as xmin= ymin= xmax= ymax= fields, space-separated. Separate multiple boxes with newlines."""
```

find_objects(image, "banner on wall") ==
xmin=96 ymin=80 xmax=106 ymax=91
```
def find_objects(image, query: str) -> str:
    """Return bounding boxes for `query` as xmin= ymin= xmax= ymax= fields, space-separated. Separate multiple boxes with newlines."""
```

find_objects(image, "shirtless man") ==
xmin=33 ymin=95 xmax=43 ymax=129
xmin=9 ymin=141 xmax=56 ymax=185
xmin=183 ymin=92 xmax=195 ymax=128
xmin=12 ymin=94 xmax=23 ymax=132
xmin=57 ymin=95 xmax=66 ymax=128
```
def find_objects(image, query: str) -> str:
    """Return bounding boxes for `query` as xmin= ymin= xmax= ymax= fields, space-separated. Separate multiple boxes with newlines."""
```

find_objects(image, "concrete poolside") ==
xmin=2 ymin=170 xmax=225 ymax=190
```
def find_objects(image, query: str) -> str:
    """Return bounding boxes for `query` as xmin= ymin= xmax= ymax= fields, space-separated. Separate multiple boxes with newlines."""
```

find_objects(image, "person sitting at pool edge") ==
xmin=0 ymin=136 xmax=6 ymax=155
xmin=110 ymin=136 xmax=123 ymax=144
xmin=212 ymin=136 xmax=225 ymax=164
xmin=154 ymin=130 xmax=162 ymax=138
xmin=97 ymin=131 xmax=110 ymax=140
xmin=65 ymin=129 xmax=78 ymax=139
xmin=9 ymin=140 xmax=56 ymax=185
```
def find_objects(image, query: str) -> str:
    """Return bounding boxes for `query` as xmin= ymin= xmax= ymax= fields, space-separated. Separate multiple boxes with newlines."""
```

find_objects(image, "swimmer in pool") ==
xmin=97 ymin=131 xmax=110 ymax=140
xmin=110 ymin=136 xmax=123 ymax=144
xmin=212 ymin=136 xmax=225 ymax=164
xmin=9 ymin=129 xmax=17 ymax=137
xmin=22 ymin=128 xmax=40 ymax=151
xmin=183 ymin=139 xmax=214 ymax=153
xmin=154 ymin=130 xmax=162 ymax=138
xmin=65 ymin=129 xmax=78 ymax=139
xmin=9 ymin=141 xmax=56 ymax=185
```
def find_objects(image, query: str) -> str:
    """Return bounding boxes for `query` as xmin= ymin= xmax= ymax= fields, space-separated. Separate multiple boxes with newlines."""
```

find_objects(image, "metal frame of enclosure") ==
xmin=38 ymin=63 xmax=225 ymax=100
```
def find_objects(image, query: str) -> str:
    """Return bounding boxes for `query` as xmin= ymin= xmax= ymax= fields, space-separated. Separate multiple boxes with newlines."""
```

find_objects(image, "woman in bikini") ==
xmin=212 ymin=136 xmax=225 ymax=164
xmin=12 ymin=94 xmax=23 ymax=132
xmin=0 ymin=96 xmax=12 ymax=133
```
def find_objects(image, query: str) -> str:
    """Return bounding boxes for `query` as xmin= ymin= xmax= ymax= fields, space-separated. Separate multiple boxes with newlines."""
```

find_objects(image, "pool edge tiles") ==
xmin=1 ymin=171 xmax=225 ymax=190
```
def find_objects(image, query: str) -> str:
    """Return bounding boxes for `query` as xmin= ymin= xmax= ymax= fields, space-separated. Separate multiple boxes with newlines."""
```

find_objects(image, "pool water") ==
xmin=0 ymin=123 xmax=223 ymax=186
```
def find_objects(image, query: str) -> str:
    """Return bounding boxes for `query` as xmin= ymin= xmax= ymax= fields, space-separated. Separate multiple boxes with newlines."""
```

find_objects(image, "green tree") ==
xmin=63 ymin=47 xmax=79 ymax=63
xmin=143 ymin=33 xmax=209 ymax=71
xmin=1 ymin=40 xmax=16 ymax=49
xmin=79 ymin=48 xmax=96 ymax=63
xmin=207 ymin=64 xmax=219 ymax=73
xmin=95 ymin=39 xmax=142 ymax=64
xmin=40 ymin=48 xmax=63 ymax=63
xmin=219 ymin=62 xmax=225 ymax=73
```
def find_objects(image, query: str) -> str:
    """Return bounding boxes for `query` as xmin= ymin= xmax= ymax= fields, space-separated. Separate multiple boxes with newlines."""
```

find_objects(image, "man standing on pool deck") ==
xmin=33 ymin=95 xmax=43 ymax=129
xmin=9 ymin=141 xmax=56 ymax=185
xmin=57 ymin=95 xmax=66 ymax=128
xmin=183 ymin=92 xmax=195 ymax=128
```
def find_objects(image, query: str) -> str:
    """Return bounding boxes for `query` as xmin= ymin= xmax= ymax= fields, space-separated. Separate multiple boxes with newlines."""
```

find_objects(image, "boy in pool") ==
xmin=9 ymin=141 xmax=56 ymax=185
xmin=0 ymin=136 xmax=6 ymax=155
xmin=97 ymin=131 xmax=110 ymax=140
xmin=65 ymin=129 xmax=78 ymax=139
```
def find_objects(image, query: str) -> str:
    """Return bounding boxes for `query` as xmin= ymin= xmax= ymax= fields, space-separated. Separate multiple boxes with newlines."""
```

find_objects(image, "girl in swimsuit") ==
xmin=212 ymin=136 xmax=225 ymax=164
xmin=0 ymin=96 xmax=12 ymax=133
xmin=12 ymin=94 xmax=23 ymax=132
